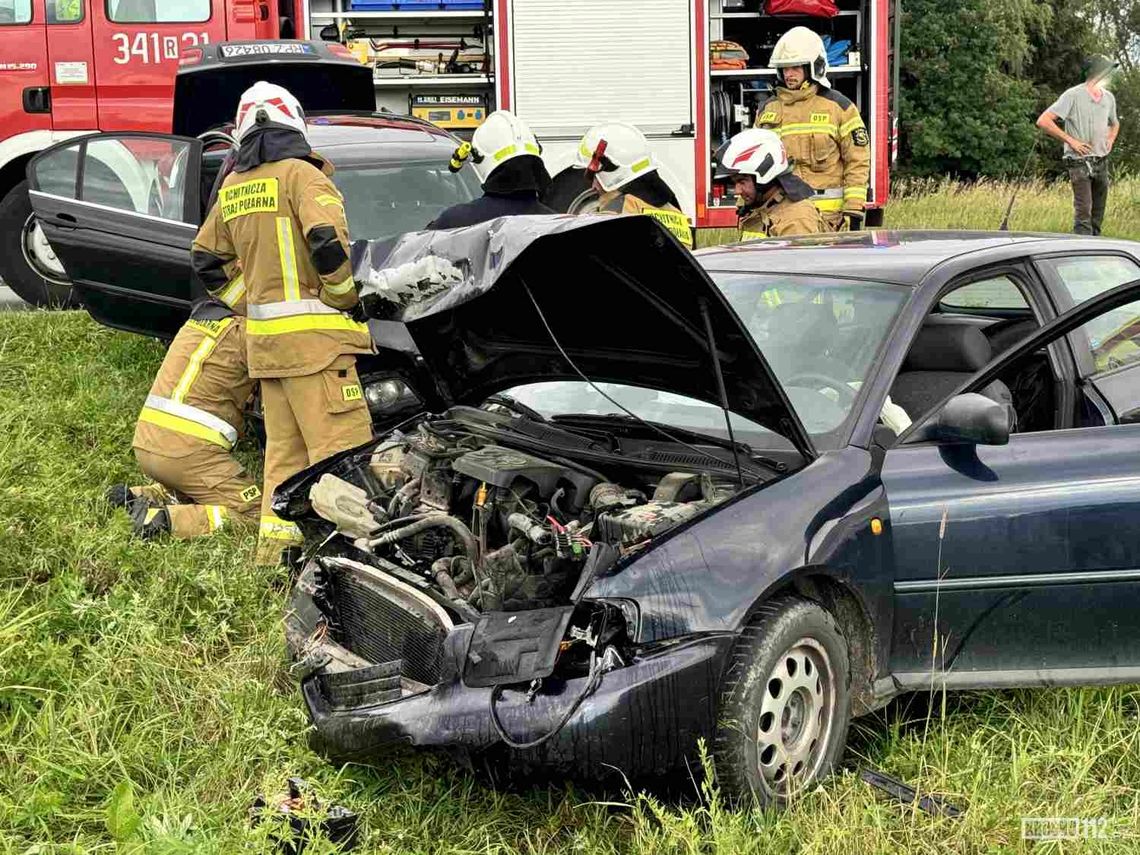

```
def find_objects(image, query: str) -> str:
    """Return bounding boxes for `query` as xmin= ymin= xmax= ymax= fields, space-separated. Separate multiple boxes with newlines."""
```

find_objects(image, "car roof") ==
xmin=695 ymin=230 xmax=1140 ymax=286
xmin=207 ymin=112 xmax=459 ymax=164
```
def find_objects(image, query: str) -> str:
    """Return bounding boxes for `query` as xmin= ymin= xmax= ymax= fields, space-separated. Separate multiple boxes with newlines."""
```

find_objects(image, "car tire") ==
xmin=0 ymin=180 xmax=78 ymax=309
xmin=714 ymin=596 xmax=851 ymax=807
xmin=541 ymin=169 xmax=593 ymax=213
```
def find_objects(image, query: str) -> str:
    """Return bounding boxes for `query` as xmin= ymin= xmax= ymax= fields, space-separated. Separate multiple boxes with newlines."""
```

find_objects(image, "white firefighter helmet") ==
xmin=574 ymin=122 xmax=658 ymax=193
xmin=770 ymin=26 xmax=830 ymax=89
xmin=463 ymin=110 xmax=542 ymax=184
xmin=713 ymin=129 xmax=791 ymax=186
xmin=234 ymin=81 xmax=307 ymax=143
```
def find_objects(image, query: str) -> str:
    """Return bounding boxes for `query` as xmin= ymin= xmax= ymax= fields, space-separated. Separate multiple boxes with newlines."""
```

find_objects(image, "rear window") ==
xmin=0 ymin=0 xmax=32 ymax=24
xmin=106 ymin=0 xmax=209 ymax=22
xmin=332 ymin=161 xmax=481 ymax=242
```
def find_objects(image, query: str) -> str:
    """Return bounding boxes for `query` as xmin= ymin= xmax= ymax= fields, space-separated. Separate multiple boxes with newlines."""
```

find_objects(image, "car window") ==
xmin=82 ymin=137 xmax=194 ymax=221
xmin=106 ymin=0 xmax=209 ymax=23
xmin=48 ymin=0 xmax=82 ymax=22
xmin=1042 ymin=255 xmax=1140 ymax=306
xmin=1040 ymin=255 xmax=1140 ymax=378
xmin=30 ymin=146 xmax=80 ymax=198
xmin=0 ymin=0 xmax=32 ymax=24
xmin=940 ymin=275 xmax=1028 ymax=311
xmin=332 ymin=161 xmax=481 ymax=241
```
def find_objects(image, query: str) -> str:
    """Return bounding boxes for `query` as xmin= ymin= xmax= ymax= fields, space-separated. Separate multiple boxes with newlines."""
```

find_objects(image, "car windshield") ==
xmin=332 ymin=160 xmax=481 ymax=241
xmin=502 ymin=273 xmax=909 ymax=451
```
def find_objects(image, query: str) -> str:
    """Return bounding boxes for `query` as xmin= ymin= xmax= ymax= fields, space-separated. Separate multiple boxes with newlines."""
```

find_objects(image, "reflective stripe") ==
xmin=276 ymin=216 xmax=300 ymax=302
xmin=144 ymin=508 xmax=163 ymax=525
xmin=206 ymin=505 xmax=228 ymax=532
xmin=171 ymin=332 xmax=221 ymax=403
xmin=578 ymin=141 xmax=592 ymax=158
xmin=524 ymin=143 xmax=540 ymax=155
xmin=314 ymin=194 xmax=343 ymax=208
xmin=142 ymin=394 xmax=238 ymax=448
xmin=323 ymin=275 xmax=356 ymax=296
xmin=631 ymin=157 xmax=653 ymax=175
xmin=839 ymin=117 xmax=866 ymax=137
xmin=246 ymin=298 xmax=367 ymax=335
xmin=844 ymin=186 xmax=868 ymax=200
xmin=741 ymin=230 xmax=767 ymax=240
xmin=812 ymin=197 xmax=845 ymax=213
xmin=259 ymin=515 xmax=303 ymax=542
xmin=493 ymin=144 xmax=517 ymax=161
xmin=216 ymin=273 xmax=246 ymax=308
xmin=247 ymin=313 xmax=370 ymax=337
xmin=776 ymin=122 xmax=838 ymax=138
xmin=814 ymin=188 xmax=845 ymax=199
xmin=248 ymin=298 xmax=340 ymax=320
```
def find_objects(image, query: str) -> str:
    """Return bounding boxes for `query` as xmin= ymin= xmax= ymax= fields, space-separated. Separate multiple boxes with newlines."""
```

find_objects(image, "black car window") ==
xmin=331 ymin=161 xmax=481 ymax=241
xmin=81 ymin=137 xmax=195 ymax=221
xmin=939 ymin=274 xmax=1029 ymax=312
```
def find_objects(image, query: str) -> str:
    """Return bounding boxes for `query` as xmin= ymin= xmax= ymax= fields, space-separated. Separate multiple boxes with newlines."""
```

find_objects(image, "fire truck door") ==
xmin=45 ymin=0 xmax=97 ymax=128
xmin=92 ymin=0 xmax=227 ymax=132
xmin=0 ymin=0 xmax=51 ymax=138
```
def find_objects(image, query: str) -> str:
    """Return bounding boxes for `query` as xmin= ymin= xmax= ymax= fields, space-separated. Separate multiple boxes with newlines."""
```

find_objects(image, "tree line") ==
xmin=898 ymin=0 xmax=1140 ymax=177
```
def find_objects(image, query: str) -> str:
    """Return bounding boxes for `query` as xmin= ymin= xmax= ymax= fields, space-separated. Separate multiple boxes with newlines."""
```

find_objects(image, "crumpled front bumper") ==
xmin=287 ymin=566 xmax=734 ymax=779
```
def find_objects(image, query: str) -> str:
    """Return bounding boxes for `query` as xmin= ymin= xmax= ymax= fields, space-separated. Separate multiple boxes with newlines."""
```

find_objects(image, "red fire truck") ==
xmin=0 ymin=0 xmax=306 ymax=305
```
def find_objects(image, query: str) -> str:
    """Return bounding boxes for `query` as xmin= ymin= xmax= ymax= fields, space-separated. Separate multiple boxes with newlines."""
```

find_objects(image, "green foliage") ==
xmin=898 ymin=0 xmax=1047 ymax=178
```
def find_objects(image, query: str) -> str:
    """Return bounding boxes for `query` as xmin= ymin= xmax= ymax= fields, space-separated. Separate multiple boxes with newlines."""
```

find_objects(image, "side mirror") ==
xmin=318 ymin=23 xmax=340 ymax=42
xmin=912 ymin=393 xmax=1011 ymax=446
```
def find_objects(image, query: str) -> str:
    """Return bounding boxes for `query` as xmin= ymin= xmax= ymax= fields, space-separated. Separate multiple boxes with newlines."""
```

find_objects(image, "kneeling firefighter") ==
xmin=574 ymin=122 xmax=693 ymax=249
xmin=108 ymin=288 xmax=259 ymax=540
xmin=755 ymin=26 xmax=869 ymax=231
xmin=714 ymin=128 xmax=825 ymax=239
xmin=427 ymin=110 xmax=555 ymax=229
xmin=191 ymin=81 xmax=375 ymax=565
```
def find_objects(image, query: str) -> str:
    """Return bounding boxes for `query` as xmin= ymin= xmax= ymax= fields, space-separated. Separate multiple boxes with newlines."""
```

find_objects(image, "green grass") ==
xmin=695 ymin=175 xmax=1140 ymax=248
xmin=5 ymin=180 xmax=1140 ymax=852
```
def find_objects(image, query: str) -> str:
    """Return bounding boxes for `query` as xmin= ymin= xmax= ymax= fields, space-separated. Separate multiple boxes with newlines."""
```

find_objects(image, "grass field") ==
xmin=4 ymin=179 xmax=1140 ymax=853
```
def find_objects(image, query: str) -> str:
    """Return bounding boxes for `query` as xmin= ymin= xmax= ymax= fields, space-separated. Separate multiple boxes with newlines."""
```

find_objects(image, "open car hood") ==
xmin=355 ymin=215 xmax=815 ymax=459
xmin=173 ymin=41 xmax=375 ymax=137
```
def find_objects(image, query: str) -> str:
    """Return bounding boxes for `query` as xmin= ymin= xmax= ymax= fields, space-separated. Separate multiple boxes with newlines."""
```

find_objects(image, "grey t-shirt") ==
xmin=1048 ymin=84 xmax=1118 ymax=158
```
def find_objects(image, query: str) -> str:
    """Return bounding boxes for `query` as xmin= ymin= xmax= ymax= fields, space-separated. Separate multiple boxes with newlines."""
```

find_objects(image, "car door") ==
xmin=882 ymin=278 xmax=1140 ymax=690
xmin=27 ymin=131 xmax=203 ymax=338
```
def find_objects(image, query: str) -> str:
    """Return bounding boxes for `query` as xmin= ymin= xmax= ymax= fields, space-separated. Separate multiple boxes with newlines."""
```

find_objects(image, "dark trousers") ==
xmin=1068 ymin=157 xmax=1110 ymax=235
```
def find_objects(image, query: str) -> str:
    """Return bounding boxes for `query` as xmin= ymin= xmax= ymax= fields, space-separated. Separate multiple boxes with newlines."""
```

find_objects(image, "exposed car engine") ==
xmin=307 ymin=414 xmax=739 ymax=615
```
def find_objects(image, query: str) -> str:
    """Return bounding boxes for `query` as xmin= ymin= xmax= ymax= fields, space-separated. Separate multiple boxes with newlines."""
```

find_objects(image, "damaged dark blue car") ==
xmin=279 ymin=217 xmax=1140 ymax=805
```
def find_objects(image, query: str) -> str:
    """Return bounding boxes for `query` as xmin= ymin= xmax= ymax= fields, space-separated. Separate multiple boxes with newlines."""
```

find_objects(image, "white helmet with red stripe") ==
xmin=234 ymin=81 xmax=307 ymax=143
xmin=574 ymin=122 xmax=658 ymax=193
xmin=713 ymin=128 xmax=791 ymax=186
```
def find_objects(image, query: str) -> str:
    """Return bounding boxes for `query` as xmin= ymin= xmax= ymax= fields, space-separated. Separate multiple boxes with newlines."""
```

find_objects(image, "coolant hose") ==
xmin=431 ymin=557 xmax=462 ymax=600
xmin=367 ymin=514 xmax=480 ymax=562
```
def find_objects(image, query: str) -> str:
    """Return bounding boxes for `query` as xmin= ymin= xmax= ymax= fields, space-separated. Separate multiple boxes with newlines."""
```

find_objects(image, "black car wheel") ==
xmin=714 ymin=597 xmax=851 ymax=807
xmin=0 ymin=180 xmax=78 ymax=309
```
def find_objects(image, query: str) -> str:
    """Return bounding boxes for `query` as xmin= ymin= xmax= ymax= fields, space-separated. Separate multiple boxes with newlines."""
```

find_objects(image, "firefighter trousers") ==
xmin=256 ymin=354 xmax=374 ymax=565
xmin=133 ymin=445 xmax=261 ymax=538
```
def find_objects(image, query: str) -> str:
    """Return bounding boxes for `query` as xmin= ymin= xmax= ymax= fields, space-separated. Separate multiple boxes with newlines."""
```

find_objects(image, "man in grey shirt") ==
xmin=1036 ymin=54 xmax=1121 ymax=235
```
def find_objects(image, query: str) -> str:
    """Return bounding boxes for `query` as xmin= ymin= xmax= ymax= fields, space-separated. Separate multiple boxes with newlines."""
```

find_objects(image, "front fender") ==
xmin=583 ymin=448 xmax=889 ymax=646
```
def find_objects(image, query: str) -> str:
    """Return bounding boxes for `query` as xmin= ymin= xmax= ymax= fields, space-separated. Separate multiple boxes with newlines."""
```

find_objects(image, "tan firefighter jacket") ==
xmin=739 ymin=192 xmax=826 ymax=240
xmin=598 ymin=190 xmax=694 ymax=249
xmin=191 ymin=151 xmax=372 ymax=379
xmin=755 ymin=83 xmax=870 ymax=217
xmin=133 ymin=309 xmax=255 ymax=459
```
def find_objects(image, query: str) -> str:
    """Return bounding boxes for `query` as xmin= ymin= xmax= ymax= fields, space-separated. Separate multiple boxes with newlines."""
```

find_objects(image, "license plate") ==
xmin=220 ymin=43 xmax=316 ymax=59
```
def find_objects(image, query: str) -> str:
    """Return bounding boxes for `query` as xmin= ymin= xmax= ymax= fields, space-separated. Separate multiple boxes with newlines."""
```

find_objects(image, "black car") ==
xmin=24 ymin=41 xmax=481 ymax=340
xmin=276 ymin=219 xmax=1140 ymax=805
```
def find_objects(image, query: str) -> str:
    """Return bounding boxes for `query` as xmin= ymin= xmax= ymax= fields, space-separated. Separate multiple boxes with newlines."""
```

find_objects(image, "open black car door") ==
xmin=26 ymin=133 xmax=205 ymax=339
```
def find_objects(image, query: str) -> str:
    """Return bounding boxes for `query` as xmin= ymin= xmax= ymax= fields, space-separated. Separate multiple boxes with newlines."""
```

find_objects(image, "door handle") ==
xmin=56 ymin=212 xmax=78 ymax=224
xmin=22 ymin=87 xmax=51 ymax=114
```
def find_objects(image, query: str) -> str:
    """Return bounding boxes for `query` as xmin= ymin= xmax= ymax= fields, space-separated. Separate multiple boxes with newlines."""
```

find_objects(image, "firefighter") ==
xmin=573 ymin=122 xmax=693 ymax=249
xmin=191 ymin=82 xmax=375 ymax=566
xmin=714 ymin=128 xmax=825 ymax=239
xmin=106 ymin=290 xmax=259 ymax=540
xmin=427 ymin=110 xmax=555 ymax=229
xmin=755 ymin=26 xmax=870 ymax=231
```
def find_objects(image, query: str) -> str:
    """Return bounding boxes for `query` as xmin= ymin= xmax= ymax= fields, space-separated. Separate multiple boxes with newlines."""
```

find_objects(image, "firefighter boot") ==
xmin=130 ymin=503 xmax=172 ymax=541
